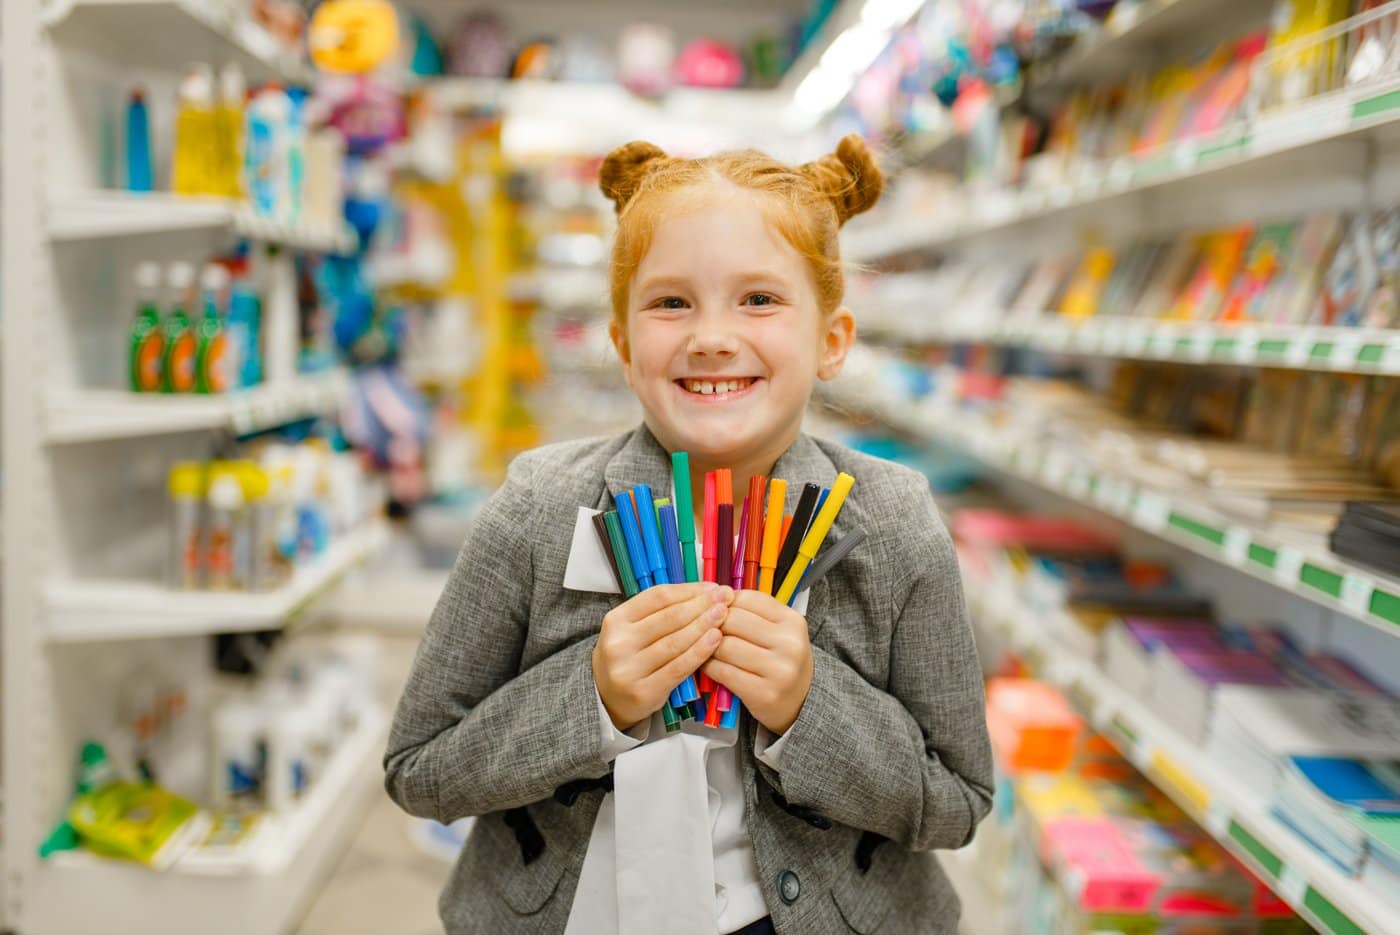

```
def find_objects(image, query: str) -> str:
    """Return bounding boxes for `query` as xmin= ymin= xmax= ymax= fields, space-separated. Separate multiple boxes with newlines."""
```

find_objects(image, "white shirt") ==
xmin=595 ymin=691 xmax=788 ymax=932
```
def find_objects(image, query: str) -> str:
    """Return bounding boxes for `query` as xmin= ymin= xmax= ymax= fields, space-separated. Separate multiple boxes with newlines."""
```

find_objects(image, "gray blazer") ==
xmin=385 ymin=425 xmax=993 ymax=934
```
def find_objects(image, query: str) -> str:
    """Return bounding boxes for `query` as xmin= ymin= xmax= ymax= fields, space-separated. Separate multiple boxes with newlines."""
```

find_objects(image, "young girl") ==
xmin=385 ymin=135 xmax=993 ymax=935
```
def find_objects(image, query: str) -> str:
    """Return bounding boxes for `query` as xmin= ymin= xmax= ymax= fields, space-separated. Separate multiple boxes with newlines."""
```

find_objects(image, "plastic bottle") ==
xmin=124 ymin=88 xmax=153 ymax=192
xmin=210 ymin=701 xmax=264 ymax=810
xmin=195 ymin=264 xmax=233 ymax=395
xmin=242 ymin=463 xmax=278 ymax=592
xmin=244 ymin=86 xmax=291 ymax=218
xmin=215 ymin=65 xmax=246 ymax=199
xmin=168 ymin=462 xmax=206 ymax=589
xmin=161 ymin=263 xmax=198 ymax=393
xmin=172 ymin=66 xmax=215 ymax=197
xmin=264 ymin=705 xmax=312 ymax=812
xmin=285 ymin=88 xmax=307 ymax=224
xmin=129 ymin=262 xmax=165 ymax=392
xmin=205 ymin=463 xmax=246 ymax=590
xmin=227 ymin=261 xmax=263 ymax=389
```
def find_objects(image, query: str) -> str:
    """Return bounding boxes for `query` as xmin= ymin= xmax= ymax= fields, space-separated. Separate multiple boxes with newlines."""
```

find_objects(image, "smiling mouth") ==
xmin=675 ymin=377 xmax=760 ymax=396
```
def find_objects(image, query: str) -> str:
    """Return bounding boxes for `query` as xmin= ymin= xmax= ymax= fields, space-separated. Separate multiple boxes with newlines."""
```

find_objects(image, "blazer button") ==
xmin=777 ymin=870 xmax=801 ymax=905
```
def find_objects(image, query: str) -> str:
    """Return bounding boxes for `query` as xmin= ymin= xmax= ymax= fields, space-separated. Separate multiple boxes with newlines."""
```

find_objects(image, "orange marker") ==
xmin=758 ymin=478 xmax=787 ymax=593
xmin=742 ymin=474 xmax=765 ymax=589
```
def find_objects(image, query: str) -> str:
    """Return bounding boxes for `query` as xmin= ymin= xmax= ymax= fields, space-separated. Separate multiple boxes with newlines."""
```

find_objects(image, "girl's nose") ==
xmin=686 ymin=307 xmax=739 ymax=357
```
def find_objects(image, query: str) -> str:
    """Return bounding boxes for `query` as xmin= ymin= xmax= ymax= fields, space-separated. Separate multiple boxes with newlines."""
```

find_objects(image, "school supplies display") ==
xmin=596 ymin=451 xmax=857 ymax=733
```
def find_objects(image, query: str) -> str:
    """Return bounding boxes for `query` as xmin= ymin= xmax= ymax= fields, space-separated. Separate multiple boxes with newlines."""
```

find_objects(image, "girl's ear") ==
xmin=609 ymin=319 xmax=634 ymax=384
xmin=817 ymin=307 xmax=856 ymax=381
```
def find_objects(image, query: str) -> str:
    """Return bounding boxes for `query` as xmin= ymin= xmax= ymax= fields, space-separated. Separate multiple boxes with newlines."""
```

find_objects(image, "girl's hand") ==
xmin=701 ymin=590 xmax=814 ymax=735
xmin=593 ymin=582 xmax=734 ymax=731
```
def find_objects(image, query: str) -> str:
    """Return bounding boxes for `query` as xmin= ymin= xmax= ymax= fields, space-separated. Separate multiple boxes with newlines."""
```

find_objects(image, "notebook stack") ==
xmin=1330 ymin=502 xmax=1400 ymax=577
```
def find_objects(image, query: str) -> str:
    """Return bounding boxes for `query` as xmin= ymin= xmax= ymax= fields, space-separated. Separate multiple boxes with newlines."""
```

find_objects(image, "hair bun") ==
xmin=599 ymin=141 xmax=671 ymax=214
xmin=800 ymin=134 xmax=884 ymax=225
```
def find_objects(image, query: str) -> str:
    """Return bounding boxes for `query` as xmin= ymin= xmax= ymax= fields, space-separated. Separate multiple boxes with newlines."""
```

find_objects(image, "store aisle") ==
xmin=295 ymin=632 xmax=450 ymax=935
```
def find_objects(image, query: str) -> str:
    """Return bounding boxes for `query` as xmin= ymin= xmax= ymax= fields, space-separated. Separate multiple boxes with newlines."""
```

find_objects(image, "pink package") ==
xmin=1041 ymin=817 xmax=1161 ymax=913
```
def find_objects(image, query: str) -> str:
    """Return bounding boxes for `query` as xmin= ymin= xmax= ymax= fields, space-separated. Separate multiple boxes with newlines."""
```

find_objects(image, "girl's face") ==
xmin=610 ymin=186 xmax=855 ymax=469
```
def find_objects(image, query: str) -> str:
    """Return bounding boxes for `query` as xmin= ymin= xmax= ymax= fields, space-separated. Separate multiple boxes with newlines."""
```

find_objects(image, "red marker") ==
xmin=702 ymin=472 xmax=718 ymax=583
xmin=743 ymin=474 xmax=765 ymax=589
xmin=731 ymin=497 xmax=748 ymax=590
xmin=715 ymin=470 xmax=733 ymax=595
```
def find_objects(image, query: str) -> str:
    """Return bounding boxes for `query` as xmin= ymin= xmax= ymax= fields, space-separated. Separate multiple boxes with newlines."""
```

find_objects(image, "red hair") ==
xmin=598 ymin=135 xmax=884 ymax=324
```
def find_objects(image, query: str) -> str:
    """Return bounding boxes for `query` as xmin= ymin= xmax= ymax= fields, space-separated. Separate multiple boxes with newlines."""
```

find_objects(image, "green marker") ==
xmin=671 ymin=451 xmax=699 ymax=582
xmin=662 ymin=702 xmax=682 ymax=733
xmin=603 ymin=511 xmax=639 ymax=597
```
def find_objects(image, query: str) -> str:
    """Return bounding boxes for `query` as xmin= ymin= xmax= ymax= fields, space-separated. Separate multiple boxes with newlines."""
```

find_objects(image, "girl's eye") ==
xmin=744 ymin=293 xmax=777 ymax=307
xmin=650 ymin=297 xmax=688 ymax=310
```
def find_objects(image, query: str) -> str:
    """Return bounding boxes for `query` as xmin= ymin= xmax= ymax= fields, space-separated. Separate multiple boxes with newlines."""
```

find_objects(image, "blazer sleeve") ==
xmin=383 ymin=454 xmax=613 ymax=821
xmin=762 ymin=478 xmax=994 ymax=851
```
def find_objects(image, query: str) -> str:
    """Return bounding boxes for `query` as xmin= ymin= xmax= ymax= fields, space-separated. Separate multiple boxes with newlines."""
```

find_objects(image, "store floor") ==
xmin=295 ymin=631 xmax=451 ymax=935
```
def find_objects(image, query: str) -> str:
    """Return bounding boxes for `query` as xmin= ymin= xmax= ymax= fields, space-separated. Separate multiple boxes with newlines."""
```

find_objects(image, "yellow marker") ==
xmin=775 ymin=472 xmax=854 ymax=604
xmin=757 ymin=478 xmax=788 ymax=594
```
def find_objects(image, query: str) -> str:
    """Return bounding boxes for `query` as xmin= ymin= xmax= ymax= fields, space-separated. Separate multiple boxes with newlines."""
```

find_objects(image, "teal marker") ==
xmin=671 ymin=451 xmax=699 ymax=582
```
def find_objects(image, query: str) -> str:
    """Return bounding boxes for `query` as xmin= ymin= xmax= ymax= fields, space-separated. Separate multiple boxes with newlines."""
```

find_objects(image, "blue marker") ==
xmin=813 ymin=488 xmax=830 ymax=527
xmin=633 ymin=485 xmax=670 ymax=586
xmin=658 ymin=502 xmax=685 ymax=585
xmin=720 ymin=700 xmax=740 ymax=729
xmin=692 ymin=692 xmax=708 ymax=722
xmin=658 ymin=501 xmax=701 ymax=704
xmin=616 ymin=492 xmax=653 ymax=590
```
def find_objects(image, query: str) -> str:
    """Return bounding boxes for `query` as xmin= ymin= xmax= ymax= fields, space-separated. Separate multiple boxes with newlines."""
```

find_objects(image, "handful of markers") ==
xmin=593 ymin=451 xmax=860 ymax=733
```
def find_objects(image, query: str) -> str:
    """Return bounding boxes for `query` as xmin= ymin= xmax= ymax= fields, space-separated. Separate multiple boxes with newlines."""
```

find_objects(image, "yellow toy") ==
xmin=309 ymin=0 xmax=400 ymax=74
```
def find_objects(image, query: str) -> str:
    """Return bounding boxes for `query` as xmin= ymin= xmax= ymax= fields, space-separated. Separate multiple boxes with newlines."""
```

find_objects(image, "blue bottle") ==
xmin=125 ymin=89 xmax=153 ymax=192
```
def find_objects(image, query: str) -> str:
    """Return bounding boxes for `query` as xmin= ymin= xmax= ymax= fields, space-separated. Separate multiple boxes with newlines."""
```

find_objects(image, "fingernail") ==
xmin=716 ymin=586 xmax=734 ymax=603
xmin=708 ymin=604 xmax=726 ymax=622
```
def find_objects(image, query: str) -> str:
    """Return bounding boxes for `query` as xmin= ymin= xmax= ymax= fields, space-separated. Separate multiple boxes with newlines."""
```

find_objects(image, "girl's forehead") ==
xmin=642 ymin=187 xmax=804 ymax=266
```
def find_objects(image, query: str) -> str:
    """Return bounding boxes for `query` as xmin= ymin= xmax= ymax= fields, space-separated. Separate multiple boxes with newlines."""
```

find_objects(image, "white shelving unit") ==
xmin=32 ymin=711 xmax=388 ymax=935
xmin=865 ymin=313 xmax=1400 ymax=375
xmin=964 ymin=580 xmax=1397 ymax=935
xmin=49 ymin=190 xmax=357 ymax=253
xmin=45 ymin=521 xmax=389 ymax=642
xmin=2 ymin=2 xmax=385 ymax=931
xmin=844 ymin=4 xmax=1400 ymax=261
xmin=46 ymin=369 xmax=350 ymax=443
xmin=826 ymin=381 xmax=1400 ymax=642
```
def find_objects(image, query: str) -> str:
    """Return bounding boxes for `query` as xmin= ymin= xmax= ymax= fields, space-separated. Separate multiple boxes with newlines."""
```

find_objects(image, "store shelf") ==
xmin=1033 ymin=0 xmax=1272 ymax=91
xmin=845 ymin=75 xmax=1400 ymax=261
xmin=965 ymin=581 xmax=1398 ymax=935
xmin=873 ymin=314 xmax=1400 ymax=375
xmin=48 ymin=191 xmax=357 ymax=253
xmin=825 ymin=383 xmax=1400 ymax=640
xmin=46 ymin=370 xmax=350 ymax=444
xmin=44 ymin=520 xmax=389 ymax=642
xmin=42 ymin=0 xmax=312 ymax=84
xmin=31 ymin=709 xmax=387 ymax=935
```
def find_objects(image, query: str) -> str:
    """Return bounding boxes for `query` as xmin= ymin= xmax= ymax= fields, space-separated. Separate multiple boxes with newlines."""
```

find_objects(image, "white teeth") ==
xmin=684 ymin=378 xmax=754 ymax=394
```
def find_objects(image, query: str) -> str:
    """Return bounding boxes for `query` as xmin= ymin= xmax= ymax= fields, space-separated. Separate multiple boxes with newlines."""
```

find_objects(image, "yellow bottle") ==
xmin=172 ymin=65 xmax=215 ymax=196
xmin=214 ymin=65 xmax=246 ymax=199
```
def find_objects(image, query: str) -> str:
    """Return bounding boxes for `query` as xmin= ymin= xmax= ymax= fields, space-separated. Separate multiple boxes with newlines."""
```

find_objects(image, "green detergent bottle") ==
xmin=196 ymin=263 xmax=233 ymax=394
xmin=129 ymin=262 xmax=165 ymax=392
xmin=162 ymin=262 xmax=198 ymax=394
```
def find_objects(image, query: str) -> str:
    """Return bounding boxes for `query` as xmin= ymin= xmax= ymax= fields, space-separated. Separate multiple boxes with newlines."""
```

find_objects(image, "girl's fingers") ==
xmin=730 ymin=588 xmax=791 ymax=622
xmin=622 ymin=582 xmax=717 ymax=620
xmin=710 ymin=635 xmax=769 ymax=674
xmin=636 ymin=586 xmax=731 ymax=646
xmin=637 ymin=604 xmax=725 ymax=675
xmin=717 ymin=606 xmax=780 ymax=648
xmin=647 ymin=627 xmax=723 ymax=691
xmin=699 ymin=658 xmax=762 ymax=700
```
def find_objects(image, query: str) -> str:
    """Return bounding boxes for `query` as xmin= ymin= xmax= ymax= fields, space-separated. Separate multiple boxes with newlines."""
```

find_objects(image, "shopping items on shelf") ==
xmin=167 ymin=439 xmax=382 ymax=593
xmin=963 ymin=676 xmax=1309 ymax=933
xmin=953 ymin=506 xmax=1400 ymax=914
xmin=41 ymin=635 xmax=382 ymax=873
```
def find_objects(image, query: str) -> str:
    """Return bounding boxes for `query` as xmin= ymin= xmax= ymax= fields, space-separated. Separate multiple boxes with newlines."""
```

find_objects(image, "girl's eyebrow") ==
xmin=634 ymin=274 xmax=694 ymax=294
